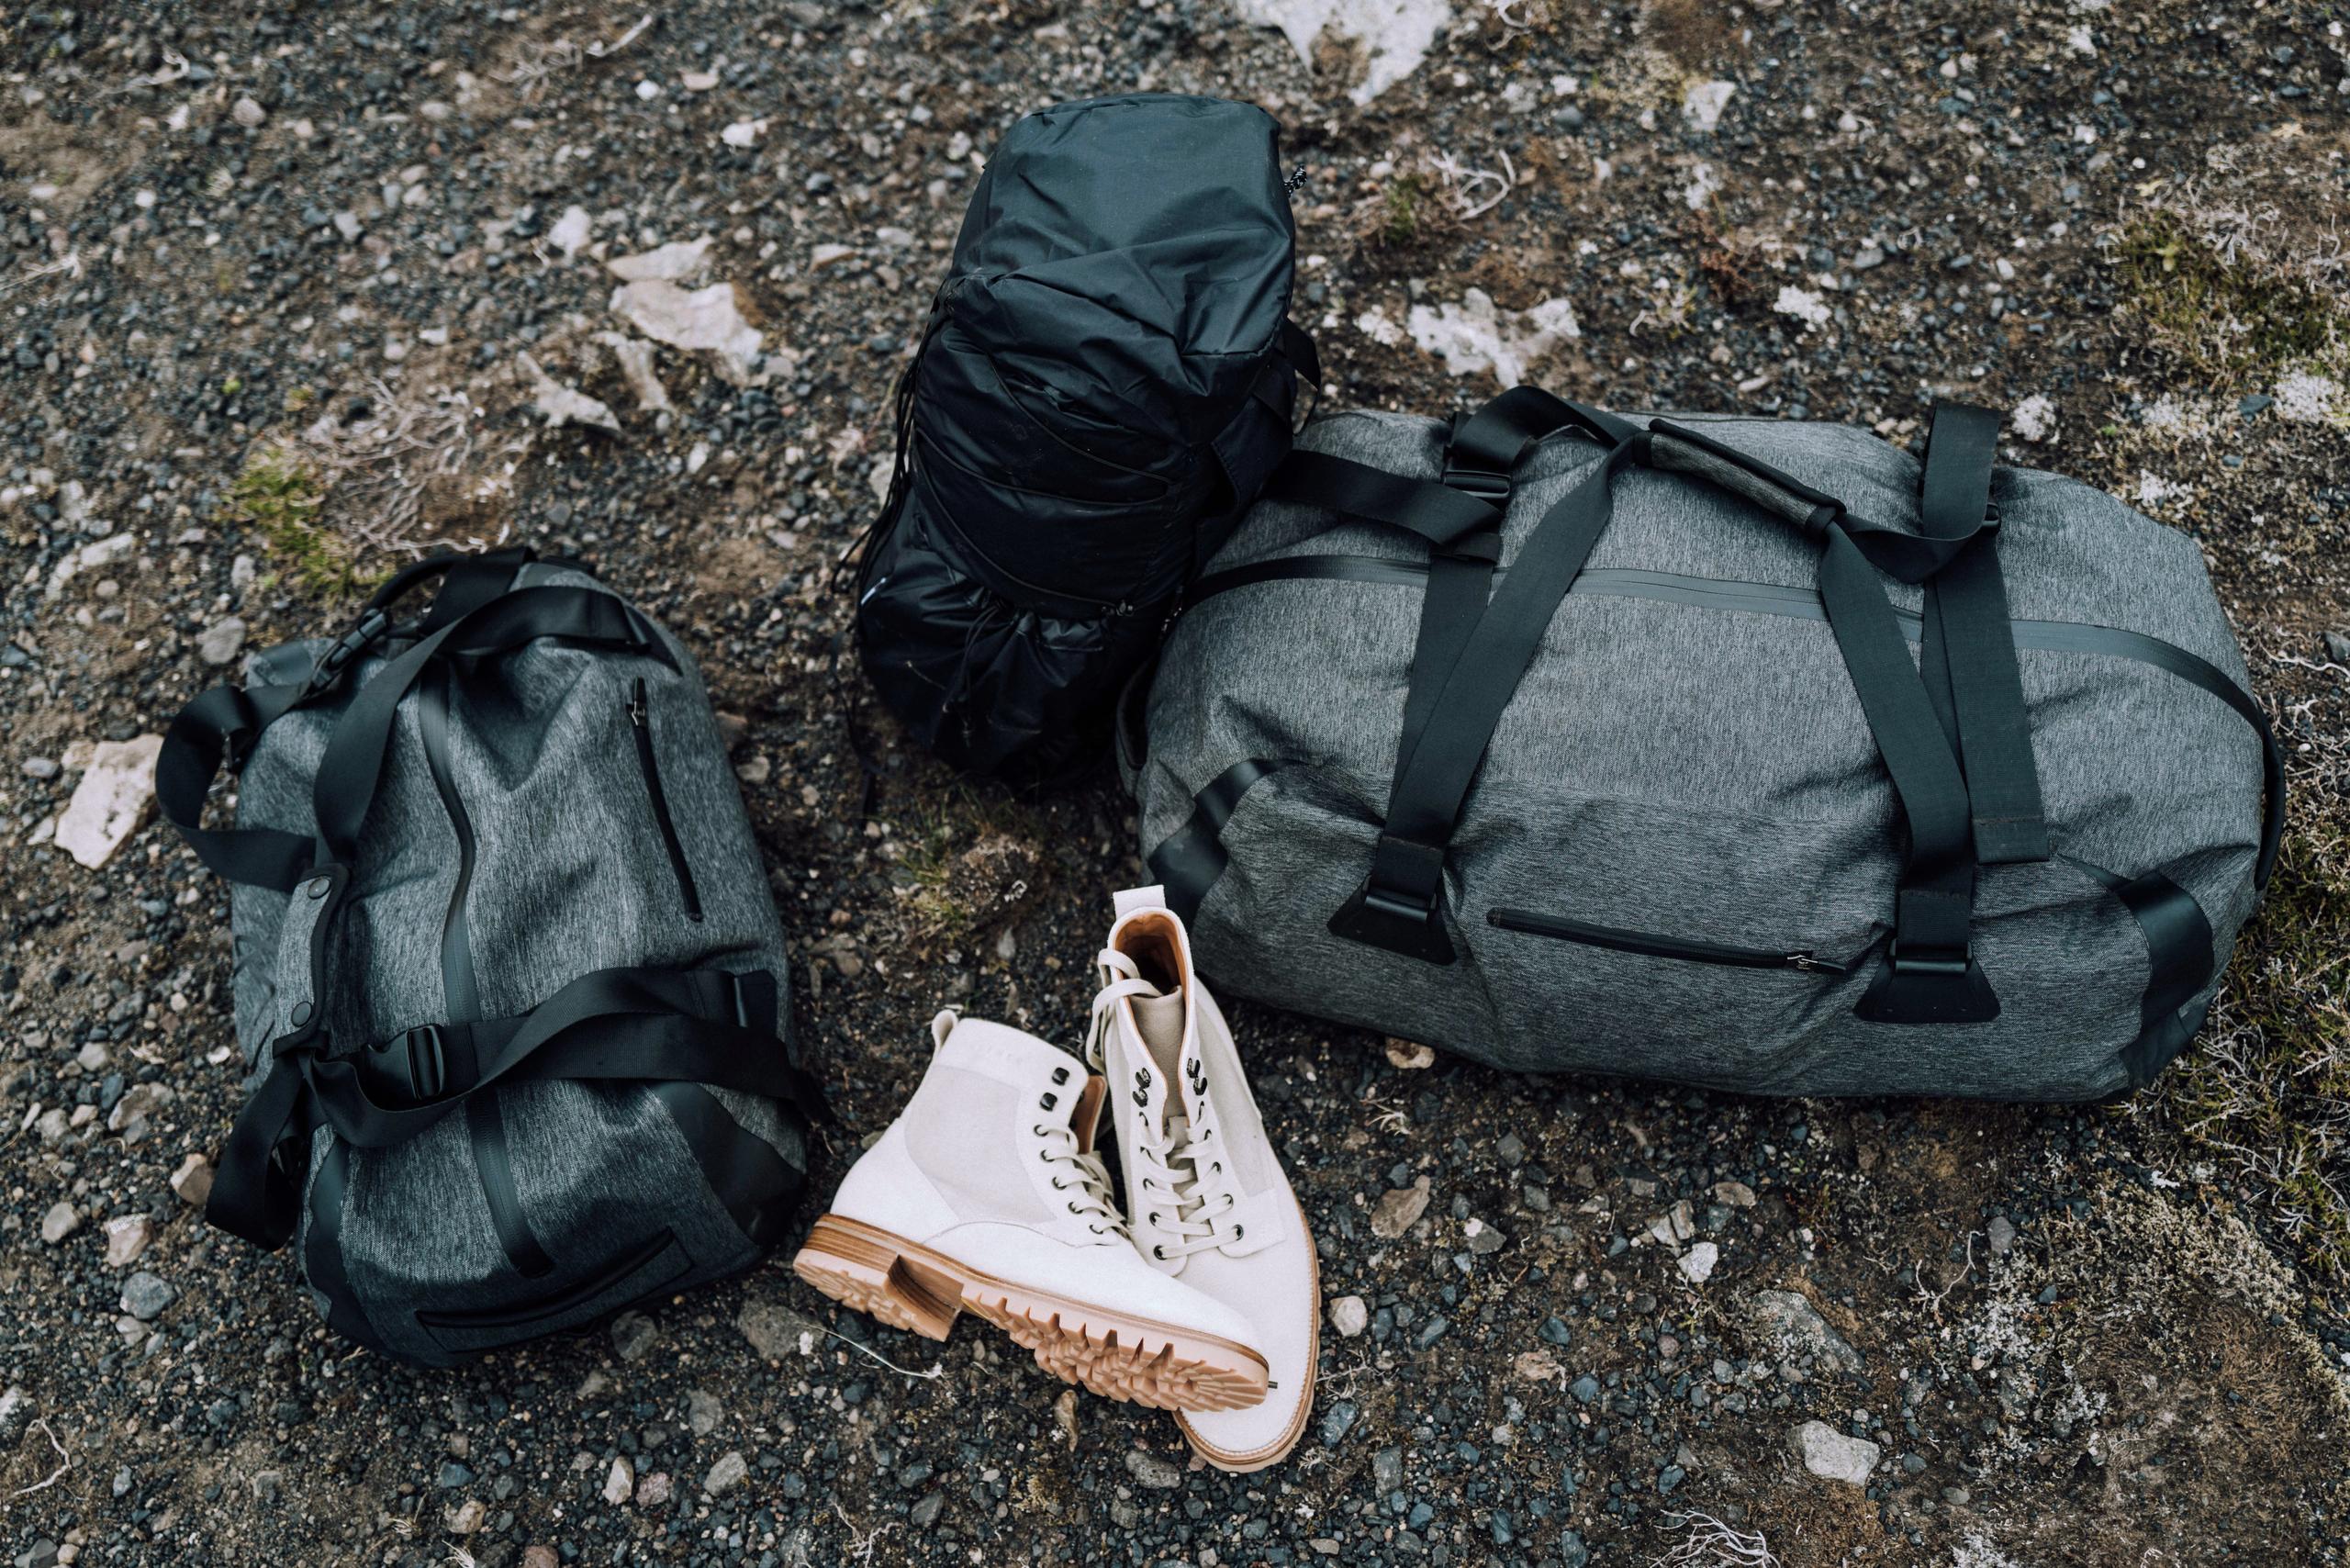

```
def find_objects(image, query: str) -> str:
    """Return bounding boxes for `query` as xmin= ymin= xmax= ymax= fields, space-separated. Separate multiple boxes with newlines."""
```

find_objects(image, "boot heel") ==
xmin=791 ymin=1215 xmax=963 ymax=1341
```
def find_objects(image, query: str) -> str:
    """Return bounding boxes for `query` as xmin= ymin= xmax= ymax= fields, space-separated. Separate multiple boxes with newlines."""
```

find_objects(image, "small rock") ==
xmin=737 ymin=1297 xmax=822 ymax=1360
xmin=610 ymin=1310 xmax=658 ymax=1361
xmin=1712 ymin=1181 xmax=1758 ymax=1208
xmin=39 ymin=1202 xmax=81 ymax=1245
xmin=1125 ymin=1449 xmax=1183 ymax=1489
xmin=1793 ymin=1420 xmax=1880 ymax=1486
xmin=2322 ymin=632 xmax=2350 ymax=665
xmin=602 ymin=1455 xmax=635 ymax=1506
xmin=437 ymin=1462 xmax=475 ymax=1490
xmin=1570 ymin=1374 xmax=1601 ymax=1404
xmin=701 ymin=1451 xmax=747 ymax=1495
xmin=196 ymin=618 xmax=248 ymax=666
xmin=21 ymin=757 xmax=58 ymax=780
xmin=1679 ymin=1241 xmax=1720 ymax=1283
xmin=119 ymin=1271 xmax=174 ymax=1321
xmin=1328 ymin=1294 xmax=1369 ymax=1338
xmin=231 ymin=95 xmax=267 ymax=128
xmin=608 ymin=237 xmax=713 ymax=284
xmin=54 ymin=735 xmax=164 ymax=869
xmin=0 ymin=1388 xmax=28 ymax=1447
xmin=1382 ymin=1037 xmax=1436 ymax=1070
xmin=107 ymin=1081 xmax=173 ymax=1140
xmin=1986 ymin=1215 xmax=2016 ymax=1256
xmin=519 ymin=353 xmax=620 ymax=433
xmin=446 ymin=1499 xmax=487 ymax=1535
xmin=1371 ymin=1176 xmax=1432 ymax=1239
xmin=1319 ymin=1399 xmax=1360 ymax=1448
xmin=102 ymin=1215 xmax=152 ymax=1268
xmin=1747 ymin=1289 xmax=1865 ymax=1372
xmin=686 ymin=1388 xmax=722 ymax=1437
xmin=522 ymin=1550 xmax=559 ymax=1568
xmin=548 ymin=205 xmax=593 ymax=260
xmin=635 ymin=1471 xmax=672 ymax=1506
xmin=170 ymin=1154 xmax=214 ymax=1207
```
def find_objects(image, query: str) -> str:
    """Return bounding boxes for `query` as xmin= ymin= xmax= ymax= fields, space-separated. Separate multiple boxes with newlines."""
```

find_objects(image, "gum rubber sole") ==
xmin=1176 ymin=1204 xmax=1323 ymax=1474
xmin=790 ymin=1214 xmax=1270 ymax=1412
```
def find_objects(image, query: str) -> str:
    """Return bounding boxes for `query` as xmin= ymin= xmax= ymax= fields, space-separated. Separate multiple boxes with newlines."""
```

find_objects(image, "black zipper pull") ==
xmin=1786 ymin=952 xmax=1850 ymax=975
xmin=628 ymin=678 xmax=649 ymax=728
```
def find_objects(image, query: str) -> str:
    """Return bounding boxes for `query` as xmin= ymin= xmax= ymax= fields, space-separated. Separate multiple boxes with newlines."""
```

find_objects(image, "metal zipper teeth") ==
xmin=1486 ymin=907 xmax=1850 ymax=974
xmin=628 ymin=678 xmax=704 ymax=922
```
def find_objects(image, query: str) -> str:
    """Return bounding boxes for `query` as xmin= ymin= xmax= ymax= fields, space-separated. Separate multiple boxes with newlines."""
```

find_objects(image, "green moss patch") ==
xmin=2114 ymin=212 xmax=2344 ymax=380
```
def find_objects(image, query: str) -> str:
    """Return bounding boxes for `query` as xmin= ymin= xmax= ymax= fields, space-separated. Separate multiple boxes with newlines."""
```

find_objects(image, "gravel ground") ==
xmin=5 ymin=3 xmax=2348 ymax=1566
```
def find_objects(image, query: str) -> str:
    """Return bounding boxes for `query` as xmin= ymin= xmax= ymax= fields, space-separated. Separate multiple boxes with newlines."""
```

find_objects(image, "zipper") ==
xmin=1487 ymin=907 xmax=1851 ymax=974
xmin=628 ymin=678 xmax=704 ymax=922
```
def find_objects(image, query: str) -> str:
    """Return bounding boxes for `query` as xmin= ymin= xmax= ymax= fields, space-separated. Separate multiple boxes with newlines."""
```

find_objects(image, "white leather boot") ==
xmin=1089 ymin=887 xmax=1320 ymax=1471
xmin=793 ymin=1010 xmax=1270 ymax=1412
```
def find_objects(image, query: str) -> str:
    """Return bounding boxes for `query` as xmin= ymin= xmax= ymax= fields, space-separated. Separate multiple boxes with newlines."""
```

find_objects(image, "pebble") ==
xmin=1125 ymin=1449 xmax=1183 ymax=1489
xmin=610 ymin=1309 xmax=659 ymax=1361
xmin=635 ymin=1471 xmax=672 ymax=1506
xmin=702 ymin=1450 xmax=748 ymax=1495
xmin=171 ymin=1154 xmax=215 ymax=1207
xmin=602 ymin=1455 xmax=634 ymax=1506
xmin=687 ymin=1388 xmax=723 ymax=1436
xmin=1678 ymin=1241 xmax=1720 ymax=1283
xmin=39 ymin=1202 xmax=81 ymax=1245
xmin=1748 ymin=1290 xmax=1865 ymax=1372
xmin=1793 ymin=1420 xmax=1881 ymax=1485
xmin=1371 ymin=1175 xmax=1432 ymax=1239
xmin=231 ymin=95 xmax=267 ymax=128
xmin=102 ymin=1215 xmax=153 ymax=1268
xmin=1987 ymin=1215 xmax=2016 ymax=1255
xmin=1319 ymin=1400 xmax=1360 ymax=1448
xmin=1328 ymin=1294 xmax=1369 ymax=1338
xmin=196 ymin=617 xmax=248 ymax=666
xmin=120 ymin=1271 xmax=174 ymax=1321
xmin=2322 ymin=632 xmax=2350 ymax=665
xmin=53 ymin=735 xmax=164 ymax=870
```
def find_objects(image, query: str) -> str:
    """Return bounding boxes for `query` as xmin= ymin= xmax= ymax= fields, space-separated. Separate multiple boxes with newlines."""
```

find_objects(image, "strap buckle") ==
xmin=304 ymin=607 xmax=393 ymax=696
xmin=365 ymin=1024 xmax=449 ymax=1101
xmin=1885 ymin=940 xmax=1972 ymax=977
xmin=1441 ymin=410 xmax=1516 ymax=501
xmin=1326 ymin=834 xmax=1457 ymax=965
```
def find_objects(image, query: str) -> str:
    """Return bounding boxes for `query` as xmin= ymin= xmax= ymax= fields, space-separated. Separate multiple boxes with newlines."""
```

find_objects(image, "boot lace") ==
xmin=1088 ymin=950 xmax=1238 ymax=1261
xmin=1034 ymin=1117 xmax=1125 ymax=1238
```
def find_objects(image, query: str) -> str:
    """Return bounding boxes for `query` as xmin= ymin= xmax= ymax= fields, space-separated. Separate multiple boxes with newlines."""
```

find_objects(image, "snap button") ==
xmin=290 ymin=1001 xmax=314 ymax=1026
xmin=304 ymin=875 xmax=332 ymax=900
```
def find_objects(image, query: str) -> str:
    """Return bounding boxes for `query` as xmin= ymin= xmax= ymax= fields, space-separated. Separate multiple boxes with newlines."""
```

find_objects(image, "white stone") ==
xmin=1793 ymin=1420 xmax=1880 ymax=1486
xmin=607 ymin=237 xmax=712 ymax=283
xmin=1329 ymin=1294 xmax=1370 ymax=1338
xmin=231 ymin=95 xmax=267 ymax=128
xmin=1405 ymin=287 xmax=1578 ymax=388
xmin=55 ymin=735 xmax=162 ymax=869
xmin=1773 ymin=286 xmax=1833 ymax=331
xmin=518 ymin=353 xmax=620 ymax=433
xmin=1230 ymin=0 xmax=1455 ymax=106
xmin=2010 ymin=394 xmax=2056 ymax=443
xmin=103 ymin=1215 xmax=153 ymax=1268
xmin=39 ymin=1202 xmax=81 ymax=1245
xmin=602 ymin=1455 xmax=635 ymax=1505
xmin=1682 ymin=79 xmax=1736 ymax=132
xmin=610 ymin=279 xmax=780 ymax=386
xmin=1678 ymin=1241 xmax=1719 ymax=1283
xmin=721 ymin=118 xmax=767 ymax=148
xmin=549 ymin=205 xmax=593 ymax=260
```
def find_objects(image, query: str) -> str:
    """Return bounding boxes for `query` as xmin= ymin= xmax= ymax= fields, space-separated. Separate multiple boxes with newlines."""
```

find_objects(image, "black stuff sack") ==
xmin=854 ymin=92 xmax=1315 ymax=782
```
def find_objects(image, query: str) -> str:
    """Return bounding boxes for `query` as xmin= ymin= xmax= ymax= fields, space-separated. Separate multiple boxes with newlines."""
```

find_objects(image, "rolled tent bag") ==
xmin=1129 ymin=391 xmax=2281 ymax=1101
xmin=855 ymin=92 xmax=1315 ymax=782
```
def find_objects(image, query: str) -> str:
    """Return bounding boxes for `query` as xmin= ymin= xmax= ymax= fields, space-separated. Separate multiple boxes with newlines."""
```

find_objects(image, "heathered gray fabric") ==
xmin=229 ymin=562 xmax=805 ymax=1364
xmin=1136 ymin=409 xmax=2269 ymax=1100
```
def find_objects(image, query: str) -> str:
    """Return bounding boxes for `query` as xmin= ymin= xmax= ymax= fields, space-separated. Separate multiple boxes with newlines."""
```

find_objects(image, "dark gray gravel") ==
xmin=3 ymin=3 xmax=2347 ymax=1567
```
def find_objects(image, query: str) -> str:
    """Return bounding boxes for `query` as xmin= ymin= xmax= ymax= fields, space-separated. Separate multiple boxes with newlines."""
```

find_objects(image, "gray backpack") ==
xmin=1127 ymin=392 xmax=2280 ymax=1101
xmin=160 ymin=549 xmax=818 ymax=1365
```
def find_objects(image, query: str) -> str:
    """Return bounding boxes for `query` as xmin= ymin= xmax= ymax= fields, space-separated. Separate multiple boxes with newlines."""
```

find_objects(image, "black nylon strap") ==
xmin=1816 ymin=518 xmax=2000 ymax=1023
xmin=1263 ymin=450 xmax=1502 ymax=547
xmin=1915 ymin=404 xmax=2049 ymax=865
xmin=311 ymin=587 xmax=654 ymax=862
xmin=1147 ymin=757 xmax=1282 ymax=922
xmin=156 ymin=680 xmax=319 ymax=890
xmin=207 ymin=966 xmax=808 ymax=1249
xmin=2066 ymin=856 xmax=2214 ymax=1085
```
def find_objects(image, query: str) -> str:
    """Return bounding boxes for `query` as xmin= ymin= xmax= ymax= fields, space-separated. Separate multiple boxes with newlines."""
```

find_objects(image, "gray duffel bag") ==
xmin=1127 ymin=390 xmax=2280 ymax=1101
xmin=160 ymin=548 xmax=819 ymax=1364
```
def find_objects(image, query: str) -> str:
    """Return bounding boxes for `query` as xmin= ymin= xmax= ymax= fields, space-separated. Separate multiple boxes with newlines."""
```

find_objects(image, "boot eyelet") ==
xmin=1067 ymin=1202 xmax=1081 ymax=1215
xmin=1232 ymin=1224 xmax=1244 ymax=1239
xmin=1051 ymin=1178 xmax=1066 ymax=1190
xmin=1152 ymin=1245 xmax=1166 ymax=1260
xmin=1039 ymin=1092 xmax=1057 ymax=1112
xmin=1147 ymin=1212 xmax=1158 ymax=1226
xmin=1050 ymin=1066 xmax=1069 ymax=1084
xmin=1136 ymin=1068 xmax=1151 ymax=1089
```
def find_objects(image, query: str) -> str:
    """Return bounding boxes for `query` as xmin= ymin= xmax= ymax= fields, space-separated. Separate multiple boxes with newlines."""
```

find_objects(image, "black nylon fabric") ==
xmin=856 ymin=93 xmax=1308 ymax=781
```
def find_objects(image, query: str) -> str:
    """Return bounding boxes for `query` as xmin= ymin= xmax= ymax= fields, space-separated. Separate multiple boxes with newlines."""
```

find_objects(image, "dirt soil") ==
xmin=3 ymin=3 xmax=2347 ymax=1566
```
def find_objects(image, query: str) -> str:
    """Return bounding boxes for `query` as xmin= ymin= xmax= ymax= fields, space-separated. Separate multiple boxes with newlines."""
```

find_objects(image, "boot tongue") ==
xmin=1131 ymin=991 xmax=1188 ymax=1085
